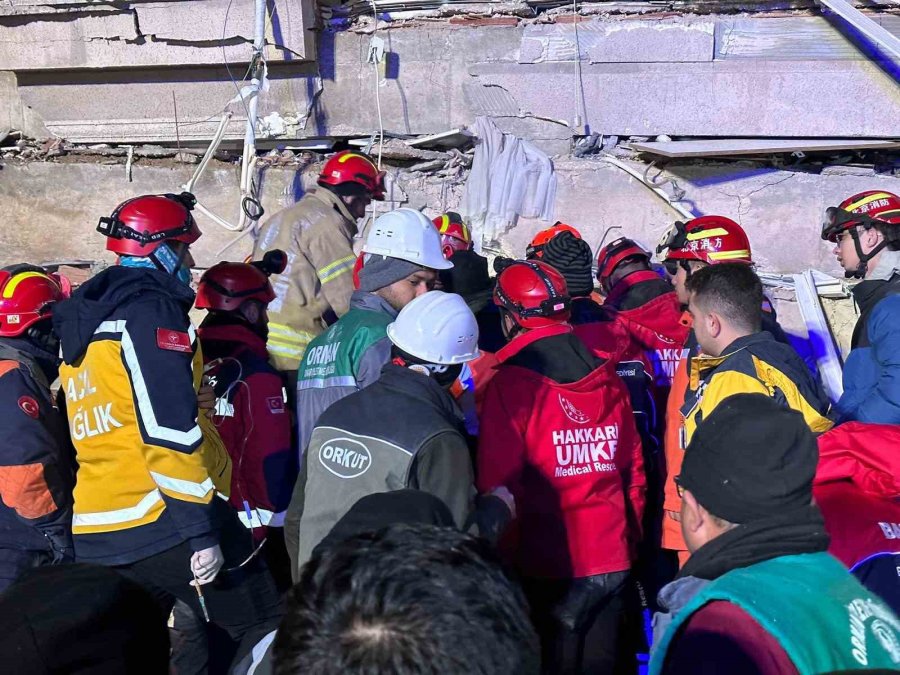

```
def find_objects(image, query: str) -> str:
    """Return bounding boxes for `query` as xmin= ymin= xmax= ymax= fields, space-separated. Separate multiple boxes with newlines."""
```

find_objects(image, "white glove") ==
xmin=490 ymin=486 xmax=516 ymax=520
xmin=190 ymin=544 xmax=224 ymax=585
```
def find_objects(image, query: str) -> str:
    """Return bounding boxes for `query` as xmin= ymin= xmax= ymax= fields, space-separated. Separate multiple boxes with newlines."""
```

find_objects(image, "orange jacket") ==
xmin=661 ymin=312 xmax=692 ymax=553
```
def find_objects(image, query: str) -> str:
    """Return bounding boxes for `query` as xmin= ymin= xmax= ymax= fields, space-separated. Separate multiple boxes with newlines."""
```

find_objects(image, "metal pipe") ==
xmin=818 ymin=0 xmax=900 ymax=61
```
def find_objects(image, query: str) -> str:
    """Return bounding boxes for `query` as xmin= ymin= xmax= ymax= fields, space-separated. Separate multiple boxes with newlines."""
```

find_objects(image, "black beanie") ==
xmin=680 ymin=394 xmax=818 ymax=525
xmin=0 ymin=563 xmax=170 ymax=674
xmin=439 ymin=249 xmax=492 ymax=299
xmin=314 ymin=489 xmax=456 ymax=559
xmin=541 ymin=231 xmax=594 ymax=297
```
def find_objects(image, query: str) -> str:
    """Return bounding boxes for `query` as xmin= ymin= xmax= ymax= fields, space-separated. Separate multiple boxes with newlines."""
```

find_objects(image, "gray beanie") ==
xmin=358 ymin=254 xmax=424 ymax=292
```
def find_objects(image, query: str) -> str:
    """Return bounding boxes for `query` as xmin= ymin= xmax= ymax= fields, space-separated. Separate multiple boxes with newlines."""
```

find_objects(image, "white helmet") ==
xmin=387 ymin=291 xmax=480 ymax=365
xmin=363 ymin=208 xmax=453 ymax=271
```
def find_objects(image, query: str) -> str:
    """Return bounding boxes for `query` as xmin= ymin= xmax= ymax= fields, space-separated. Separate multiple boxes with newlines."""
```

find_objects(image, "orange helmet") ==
xmin=318 ymin=151 xmax=385 ymax=200
xmin=657 ymin=215 xmax=752 ymax=266
xmin=432 ymin=212 xmax=473 ymax=259
xmin=526 ymin=222 xmax=582 ymax=260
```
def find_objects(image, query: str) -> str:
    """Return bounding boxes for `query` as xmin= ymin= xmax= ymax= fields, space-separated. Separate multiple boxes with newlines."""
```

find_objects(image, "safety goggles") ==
xmin=821 ymin=207 xmax=887 ymax=242
xmin=662 ymin=259 xmax=693 ymax=278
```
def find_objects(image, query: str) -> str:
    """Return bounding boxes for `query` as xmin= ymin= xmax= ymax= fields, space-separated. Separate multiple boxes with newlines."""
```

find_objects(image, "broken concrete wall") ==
xmin=6 ymin=11 xmax=900 ymax=145
xmin=1 ymin=153 xmax=893 ymax=276
xmin=0 ymin=0 xmax=315 ymax=70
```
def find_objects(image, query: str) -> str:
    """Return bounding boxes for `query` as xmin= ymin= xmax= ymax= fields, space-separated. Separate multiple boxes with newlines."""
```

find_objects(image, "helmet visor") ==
xmin=656 ymin=221 xmax=688 ymax=258
xmin=821 ymin=206 xmax=887 ymax=242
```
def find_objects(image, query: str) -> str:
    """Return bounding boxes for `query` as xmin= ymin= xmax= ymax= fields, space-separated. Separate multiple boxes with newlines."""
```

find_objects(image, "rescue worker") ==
xmin=53 ymin=193 xmax=282 ymax=671
xmin=656 ymin=216 xmax=787 ymax=565
xmin=821 ymin=190 xmax=900 ymax=424
xmin=478 ymin=260 xmax=645 ymax=673
xmin=816 ymin=420 xmax=900 ymax=614
xmin=431 ymin=212 xmax=483 ymax=434
xmin=288 ymin=291 xmax=500 ymax=576
xmin=525 ymin=221 xmax=582 ymax=260
xmin=291 ymin=207 xmax=451 ymax=456
xmin=597 ymin=237 xmax=672 ymax=312
xmin=0 ymin=266 xmax=74 ymax=591
xmin=195 ymin=251 xmax=295 ymax=588
xmin=652 ymin=394 xmax=900 ymax=674
xmin=681 ymin=263 xmax=831 ymax=439
xmin=433 ymin=211 xmax=474 ymax=259
xmin=596 ymin=236 xmax=689 ymax=398
xmin=251 ymin=151 xmax=384 ymax=379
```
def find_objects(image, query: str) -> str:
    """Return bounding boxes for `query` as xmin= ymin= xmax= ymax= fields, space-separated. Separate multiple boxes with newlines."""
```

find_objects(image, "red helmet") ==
xmin=352 ymin=253 xmax=365 ymax=290
xmin=821 ymin=190 xmax=900 ymax=242
xmin=494 ymin=260 xmax=571 ymax=329
xmin=195 ymin=250 xmax=286 ymax=312
xmin=0 ymin=268 xmax=65 ymax=337
xmin=657 ymin=215 xmax=752 ymax=265
xmin=526 ymin=222 xmax=582 ymax=259
xmin=98 ymin=192 xmax=201 ymax=257
xmin=433 ymin=212 xmax=473 ymax=259
xmin=318 ymin=151 xmax=385 ymax=200
xmin=596 ymin=237 xmax=651 ymax=293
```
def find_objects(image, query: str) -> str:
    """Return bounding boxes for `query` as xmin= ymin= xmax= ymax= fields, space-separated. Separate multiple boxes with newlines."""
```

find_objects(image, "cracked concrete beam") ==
xmin=0 ymin=72 xmax=51 ymax=139
xmin=0 ymin=1 xmax=121 ymax=18
xmin=519 ymin=19 xmax=715 ymax=65
xmin=135 ymin=0 xmax=310 ymax=59
xmin=0 ymin=0 xmax=313 ymax=69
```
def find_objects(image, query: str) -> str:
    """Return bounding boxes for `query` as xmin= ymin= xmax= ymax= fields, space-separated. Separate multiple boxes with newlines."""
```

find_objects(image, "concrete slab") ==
xmin=0 ymin=0 xmax=312 ymax=70
xmin=469 ymin=58 xmax=900 ymax=137
xmin=520 ymin=19 xmax=714 ymax=64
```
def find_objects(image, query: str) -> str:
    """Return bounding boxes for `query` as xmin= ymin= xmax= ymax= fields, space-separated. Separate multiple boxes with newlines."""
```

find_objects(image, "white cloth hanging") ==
xmin=461 ymin=117 xmax=557 ymax=251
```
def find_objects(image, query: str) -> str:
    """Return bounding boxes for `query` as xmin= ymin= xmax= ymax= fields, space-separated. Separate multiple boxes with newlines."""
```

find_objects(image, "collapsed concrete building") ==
xmin=1 ymin=0 xmax=898 ymax=392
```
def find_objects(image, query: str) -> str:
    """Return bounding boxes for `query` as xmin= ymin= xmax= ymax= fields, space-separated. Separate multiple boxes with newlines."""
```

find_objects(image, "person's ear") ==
xmin=681 ymin=489 xmax=704 ymax=535
xmin=240 ymin=302 xmax=261 ymax=324
xmin=706 ymin=311 xmax=722 ymax=339
xmin=863 ymin=226 xmax=883 ymax=249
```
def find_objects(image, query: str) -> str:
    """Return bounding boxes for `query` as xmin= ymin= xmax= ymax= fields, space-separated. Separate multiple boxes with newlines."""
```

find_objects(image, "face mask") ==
xmin=120 ymin=243 xmax=191 ymax=285
xmin=153 ymin=242 xmax=193 ymax=285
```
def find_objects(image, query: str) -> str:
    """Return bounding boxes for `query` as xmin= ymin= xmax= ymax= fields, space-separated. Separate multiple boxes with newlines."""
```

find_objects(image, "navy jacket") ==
xmin=0 ymin=339 xmax=75 ymax=558
xmin=836 ymin=274 xmax=900 ymax=424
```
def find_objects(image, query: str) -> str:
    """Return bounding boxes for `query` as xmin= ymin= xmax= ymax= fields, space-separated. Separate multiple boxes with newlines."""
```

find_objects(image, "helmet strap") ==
xmin=499 ymin=308 xmax=523 ymax=342
xmin=849 ymin=227 xmax=888 ymax=279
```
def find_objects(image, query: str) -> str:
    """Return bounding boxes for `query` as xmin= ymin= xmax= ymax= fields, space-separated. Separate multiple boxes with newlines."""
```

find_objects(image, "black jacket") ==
xmin=288 ymin=364 xmax=477 ymax=576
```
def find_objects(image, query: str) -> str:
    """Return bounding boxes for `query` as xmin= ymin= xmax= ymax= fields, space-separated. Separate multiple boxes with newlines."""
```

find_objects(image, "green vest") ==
xmin=651 ymin=552 xmax=900 ymax=674
xmin=297 ymin=308 xmax=392 ymax=389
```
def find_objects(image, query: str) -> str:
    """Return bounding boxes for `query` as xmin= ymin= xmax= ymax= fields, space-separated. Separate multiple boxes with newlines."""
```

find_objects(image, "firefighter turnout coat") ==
xmin=252 ymin=188 xmax=359 ymax=371
xmin=53 ymin=267 xmax=231 ymax=565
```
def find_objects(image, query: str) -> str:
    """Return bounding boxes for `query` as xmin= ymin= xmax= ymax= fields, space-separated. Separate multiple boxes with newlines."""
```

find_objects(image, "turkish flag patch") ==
xmin=18 ymin=396 xmax=39 ymax=419
xmin=156 ymin=328 xmax=192 ymax=353
xmin=266 ymin=396 xmax=285 ymax=414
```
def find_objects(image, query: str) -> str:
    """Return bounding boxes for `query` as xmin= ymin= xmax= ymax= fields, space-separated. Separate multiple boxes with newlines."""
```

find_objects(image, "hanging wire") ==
xmin=369 ymin=0 xmax=385 ymax=169
xmin=571 ymin=0 xmax=585 ymax=129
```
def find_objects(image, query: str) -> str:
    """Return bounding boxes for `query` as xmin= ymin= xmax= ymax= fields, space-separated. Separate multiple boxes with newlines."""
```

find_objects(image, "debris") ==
xmin=628 ymin=138 xmax=900 ymax=158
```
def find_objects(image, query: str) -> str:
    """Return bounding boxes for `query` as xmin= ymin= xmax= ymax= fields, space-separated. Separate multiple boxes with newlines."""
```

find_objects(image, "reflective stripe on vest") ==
xmin=73 ymin=488 xmax=163 ymax=527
